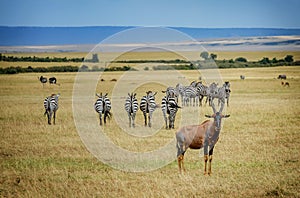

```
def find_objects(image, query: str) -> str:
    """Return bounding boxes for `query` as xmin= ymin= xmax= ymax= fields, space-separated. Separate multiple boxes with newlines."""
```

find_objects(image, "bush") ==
xmin=235 ymin=57 xmax=247 ymax=62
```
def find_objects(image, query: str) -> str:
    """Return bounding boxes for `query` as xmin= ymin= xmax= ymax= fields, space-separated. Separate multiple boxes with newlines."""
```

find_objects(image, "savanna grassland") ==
xmin=0 ymin=51 xmax=300 ymax=197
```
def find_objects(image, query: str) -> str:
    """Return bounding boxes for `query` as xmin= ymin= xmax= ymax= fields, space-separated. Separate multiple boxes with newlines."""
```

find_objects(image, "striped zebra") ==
xmin=161 ymin=92 xmax=181 ymax=129
xmin=94 ymin=93 xmax=112 ymax=125
xmin=162 ymin=86 xmax=179 ymax=103
xmin=43 ymin=93 xmax=60 ymax=125
xmin=175 ymin=83 xmax=185 ymax=106
xmin=194 ymin=81 xmax=209 ymax=106
xmin=125 ymin=93 xmax=139 ymax=128
xmin=140 ymin=91 xmax=157 ymax=127
xmin=183 ymin=85 xmax=199 ymax=106
xmin=205 ymin=82 xmax=218 ymax=106
xmin=223 ymin=81 xmax=231 ymax=107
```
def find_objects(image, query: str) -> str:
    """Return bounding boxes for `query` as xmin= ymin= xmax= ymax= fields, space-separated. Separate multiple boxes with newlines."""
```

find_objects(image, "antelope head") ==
xmin=205 ymin=102 xmax=230 ymax=131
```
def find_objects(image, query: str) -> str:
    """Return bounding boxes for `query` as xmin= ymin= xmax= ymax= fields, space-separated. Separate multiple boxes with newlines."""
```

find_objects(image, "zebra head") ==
xmin=205 ymin=102 xmax=230 ymax=131
xmin=128 ymin=93 xmax=137 ymax=100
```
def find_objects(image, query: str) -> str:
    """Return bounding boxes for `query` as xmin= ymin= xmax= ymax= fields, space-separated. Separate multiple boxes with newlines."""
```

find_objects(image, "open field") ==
xmin=0 ymin=66 xmax=300 ymax=197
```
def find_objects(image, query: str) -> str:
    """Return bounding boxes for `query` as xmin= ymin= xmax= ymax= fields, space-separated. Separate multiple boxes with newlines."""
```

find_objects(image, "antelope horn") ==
xmin=211 ymin=102 xmax=217 ymax=114
xmin=219 ymin=100 xmax=225 ymax=113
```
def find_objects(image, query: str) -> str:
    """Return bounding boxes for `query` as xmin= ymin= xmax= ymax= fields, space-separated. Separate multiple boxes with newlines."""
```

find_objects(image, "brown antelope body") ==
xmin=176 ymin=102 xmax=230 ymax=175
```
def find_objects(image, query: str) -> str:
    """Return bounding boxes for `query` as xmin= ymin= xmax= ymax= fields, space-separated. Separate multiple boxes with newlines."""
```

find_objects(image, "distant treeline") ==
xmin=1 ymin=53 xmax=299 ymax=74
xmin=0 ymin=53 xmax=84 ymax=62
xmin=0 ymin=65 xmax=135 ymax=74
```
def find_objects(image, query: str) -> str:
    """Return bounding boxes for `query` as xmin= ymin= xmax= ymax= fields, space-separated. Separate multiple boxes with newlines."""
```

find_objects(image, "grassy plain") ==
xmin=0 ymin=61 xmax=300 ymax=196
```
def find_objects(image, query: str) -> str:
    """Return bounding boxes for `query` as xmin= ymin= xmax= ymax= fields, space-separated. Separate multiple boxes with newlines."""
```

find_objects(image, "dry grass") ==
xmin=0 ymin=66 xmax=300 ymax=197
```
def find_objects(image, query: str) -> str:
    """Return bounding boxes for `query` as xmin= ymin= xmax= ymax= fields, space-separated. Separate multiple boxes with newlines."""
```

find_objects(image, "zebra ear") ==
xmin=153 ymin=92 xmax=157 ymax=96
xmin=128 ymin=93 xmax=131 ymax=97
xmin=96 ymin=93 xmax=101 ymax=97
xmin=134 ymin=93 xmax=137 ymax=97
xmin=104 ymin=93 xmax=108 ymax=97
xmin=57 ymin=93 xmax=60 ymax=97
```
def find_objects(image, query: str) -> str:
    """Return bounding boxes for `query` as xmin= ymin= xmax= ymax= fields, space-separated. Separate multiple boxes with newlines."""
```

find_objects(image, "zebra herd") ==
xmin=93 ymin=80 xmax=231 ymax=129
xmin=43 ymin=81 xmax=231 ymax=129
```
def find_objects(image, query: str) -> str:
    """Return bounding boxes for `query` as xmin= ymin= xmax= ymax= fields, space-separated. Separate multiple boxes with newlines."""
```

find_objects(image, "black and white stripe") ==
xmin=222 ymin=81 xmax=231 ymax=107
xmin=182 ymin=85 xmax=199 ymax=106
xmin=44 ymin=93 xmax=60 ymax=125
xmin=161 ymin=92 xmax=181 ymax=129
xmin=125 ymin=93 xmax=139 ymax=127
xmin=140 ymin=91 xmax=157 ymax=127
xmin=94 ymin=93 xmax=112 ymax=125
xmin=162 ymin=86 xmax=179 ymax=103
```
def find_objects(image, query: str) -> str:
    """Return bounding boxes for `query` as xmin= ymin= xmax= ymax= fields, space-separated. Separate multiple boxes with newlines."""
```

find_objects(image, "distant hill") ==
xmin=0 ymin=26 xmax=299 ymax=46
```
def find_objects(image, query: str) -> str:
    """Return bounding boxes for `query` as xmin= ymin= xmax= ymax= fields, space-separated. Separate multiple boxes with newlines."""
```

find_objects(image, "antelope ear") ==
xmin=205 ymin=115 xmax=212 ymax=118
xmin=224 ymin=115 xmax=230 ymax=118
xmin=162 ymin=90 xmax=166 ymax=93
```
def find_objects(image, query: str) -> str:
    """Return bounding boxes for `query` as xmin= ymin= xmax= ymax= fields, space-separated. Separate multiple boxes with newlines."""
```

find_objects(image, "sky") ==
xmin=0 ymin=0 xmax=299 ymax=28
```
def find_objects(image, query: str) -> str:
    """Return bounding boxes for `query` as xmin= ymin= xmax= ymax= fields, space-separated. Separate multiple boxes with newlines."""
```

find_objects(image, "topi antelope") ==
xmin=176 ymin=101 xmax=230 ymax=175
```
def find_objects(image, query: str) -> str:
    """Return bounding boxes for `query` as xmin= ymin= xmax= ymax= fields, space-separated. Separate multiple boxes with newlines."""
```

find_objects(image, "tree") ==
xmin=284 ymin=55 xmax=293 ymax=63
xmin=92 ymin=54 xmax=99 ymax=62
xmin=210 ymin=53 xmax=217 ymax=60
xmin=200 ymin=51 xmax=209 ymax=60
xmin=235 ymin=57 xmax=247 ymax=62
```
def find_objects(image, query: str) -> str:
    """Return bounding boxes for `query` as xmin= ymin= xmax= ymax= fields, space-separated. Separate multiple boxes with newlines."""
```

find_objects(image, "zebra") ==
xmin=194 ymin=81 xmax=209 ymax=106
xmin=183 ymin=85 xmax=199 ymax=106
xmin=125 ymin=93 xmax=139 ymax=128
xmin=209 ymin=84 xmax=226 ymax=107
xmin=205 ymin=82 xmax=218 ymax=106
xmin=175 ymin=83 xmax=185 ymax=106
xmin=94 ymin=93 xmax=112 ymax=125
xmin=240 ymin=75 xmax=245 ymax=80
xmin=223 ymin=81 xmax=231 ymax=107
xmin=43 ymin=93 xmax=60 ymax=125
xmin=161 ymin=92 xmax=181 ymax=129
xmin=162 ymin=86 xmax=179 ymax=103
xmin=140 ymin=91 xmax=157 ymax=127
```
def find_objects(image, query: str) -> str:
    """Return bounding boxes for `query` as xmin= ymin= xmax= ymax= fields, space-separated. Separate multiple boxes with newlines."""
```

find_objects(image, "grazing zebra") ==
xmin=125 ymin=93 xmax=139 ymax=128
xmin=161 ymin=92 xmax=181 ymax=129
xmin=39 ymin=76 xmax=47 ymax=87
xmin=94 ymin=93 xmax=112 ymax=125
xmin=140 ymin=91 xmax=157 ymax=127
xmin=240 ymin=75 xmax=245 ymax=80
xmin=43 ymin=93 xmax=60 ymax=125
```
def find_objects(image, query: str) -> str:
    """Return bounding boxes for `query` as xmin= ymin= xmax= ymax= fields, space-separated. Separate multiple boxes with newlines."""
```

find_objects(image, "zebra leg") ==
xmin=46 ymin=111 xmax=51 ymax=125
xmin=148 ymin=112 xmax=152 ymax=127
xmin=128 ymin=112 xmax=131 ymax=127
xmin=99 ymin=113 xmax=102 ymax=126
xmin=48 ymin=111 xmax=53 ymax=125
xmin=143 ymin=112 xmax=147 ymax=126
xmin=53 ymin=110 xmax=56 ymax=125
xmin=163 ymin=111 xmax=168 ymax=129
xmin=227 ymin=97 xmax=229 ymax=107
xmin=132 ymin=112 xmax=136 ymax=128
